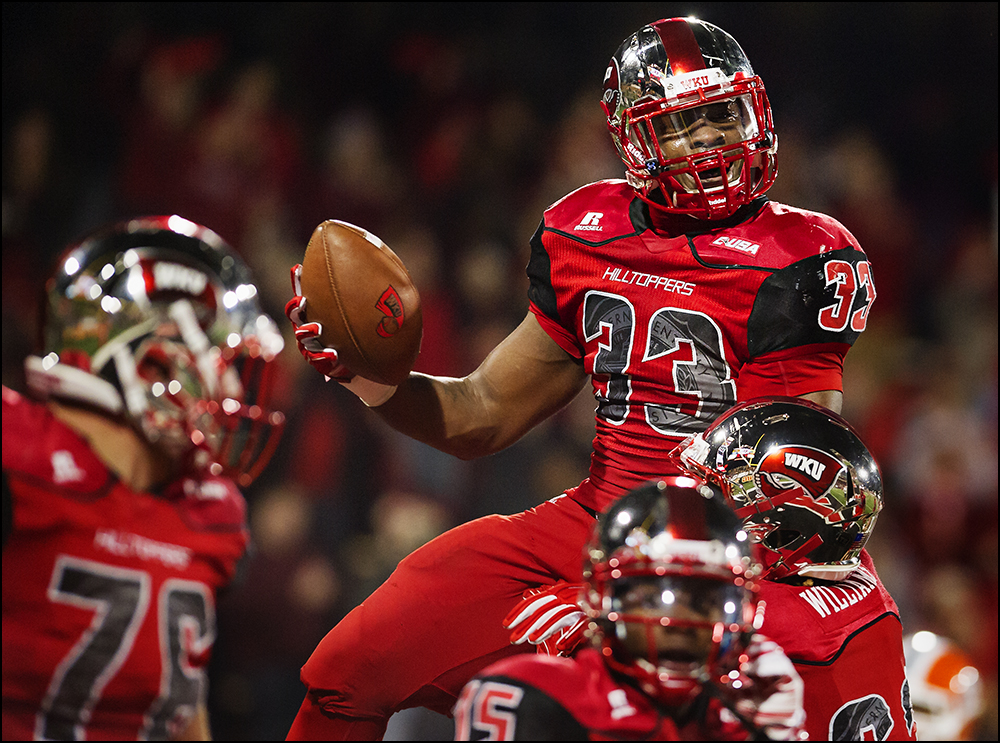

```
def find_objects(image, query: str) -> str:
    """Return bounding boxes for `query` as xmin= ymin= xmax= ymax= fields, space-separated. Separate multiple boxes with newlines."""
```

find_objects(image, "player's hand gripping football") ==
xmin=504 ymin=582 xmax=589 ymax=657
xmin=286 ymin=264 xmax=355 ymax=382
xmin=733 ymin=635 xmax=807 ymax=741
xmin=285 ymin=264 xmax=397 ymax=406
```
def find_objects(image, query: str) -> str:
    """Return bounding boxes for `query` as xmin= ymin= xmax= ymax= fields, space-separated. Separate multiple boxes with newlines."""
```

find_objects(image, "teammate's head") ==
xmin=582 ymin=474 xmax=763 ymax=705
xmin=903 ymin=632 xmax=984 ymax=741
xmin=26 ymin=215 xmax=285 ymax=486
xmin=674 ymin=397 xmax=883 ymax=582
xmin=602 ymin=17 xmax=777 ymax=220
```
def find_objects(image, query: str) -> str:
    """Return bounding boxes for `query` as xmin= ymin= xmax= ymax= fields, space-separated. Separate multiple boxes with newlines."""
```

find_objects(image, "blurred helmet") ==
xmin=675 ymin=397 xmax=882 ymax=582
xmin=25 ymin=215 xmax=285 ymax=486
xmin=903 ymin=632 xmax=984 ymax=741
xmin=583 ymin=474 xmax=763 ymax=706
xmin=601 ymin=17 xmax=777 ymax=220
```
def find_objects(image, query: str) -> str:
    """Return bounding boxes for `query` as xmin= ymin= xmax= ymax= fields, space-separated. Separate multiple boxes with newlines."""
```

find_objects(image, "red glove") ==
xmin=504 ymin=582 xmax=589 ymax=657
xmin=732 ymin=634 xmax=807 ymax=741
xmin=284 ymin=264 xmax=356 ymax=382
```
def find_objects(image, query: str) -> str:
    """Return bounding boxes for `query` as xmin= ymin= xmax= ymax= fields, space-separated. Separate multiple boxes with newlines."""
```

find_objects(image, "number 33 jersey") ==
xmin=1 ymin=387 xmax=249 ymax=741
xmin=527 ymin=181 xmax=875 ymax=514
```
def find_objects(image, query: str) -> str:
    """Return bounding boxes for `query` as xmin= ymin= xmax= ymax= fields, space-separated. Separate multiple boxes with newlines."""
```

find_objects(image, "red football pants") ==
xmin=285 ymin=494 xmax=595 ymax=740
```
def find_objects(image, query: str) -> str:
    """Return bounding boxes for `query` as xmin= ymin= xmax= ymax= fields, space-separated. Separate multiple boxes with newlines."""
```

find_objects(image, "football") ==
xmin=298 ymin=220 xmax=422 ymax=386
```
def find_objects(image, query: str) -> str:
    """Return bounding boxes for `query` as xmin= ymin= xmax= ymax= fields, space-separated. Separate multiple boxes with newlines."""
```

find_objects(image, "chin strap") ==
xmin=763 ymin=534 xmax=824 ymax=580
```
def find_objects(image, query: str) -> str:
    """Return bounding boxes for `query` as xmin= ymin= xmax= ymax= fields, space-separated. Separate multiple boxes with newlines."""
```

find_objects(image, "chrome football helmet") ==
xmin=582 ymin=474 xmax=763 ymax=705
xmin=675 ymin=397 xmax=883 ymax=582
xmin=25 ymin=215 xmax=285 ymax=486
xmin=602 ymin=17 xmax=777 ymax=219
xmin=903 ymin=632 xmax=984 ymax=741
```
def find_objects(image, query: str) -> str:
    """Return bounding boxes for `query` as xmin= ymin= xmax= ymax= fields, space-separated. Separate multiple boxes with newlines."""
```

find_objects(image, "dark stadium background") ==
xmin=3 ymin=3 xmax=996 ymax=739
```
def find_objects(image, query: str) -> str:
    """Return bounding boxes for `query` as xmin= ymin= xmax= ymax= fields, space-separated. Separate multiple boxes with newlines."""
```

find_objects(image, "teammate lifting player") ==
xmin=456 ymin=475 xmax=806 ymax=741
xmin=510 ymin=398 xmax=915 ymax=740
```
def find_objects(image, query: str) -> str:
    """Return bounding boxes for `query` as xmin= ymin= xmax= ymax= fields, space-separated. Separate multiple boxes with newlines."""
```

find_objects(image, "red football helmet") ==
xmin=602 ymin=17 xmax=777 ymax=220
xmin=582 ymin=475 xmax=763 ymax=706
xmin=25 ymin=215 xmax=285 ymax=486
xmin=675 ymin=397 xmax=883 ymax=582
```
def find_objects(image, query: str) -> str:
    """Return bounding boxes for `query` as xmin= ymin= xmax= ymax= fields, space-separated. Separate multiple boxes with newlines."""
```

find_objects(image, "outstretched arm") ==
xmin=373 ymin=312 xmax=588 ymax=460
xmin=287 ymin=264 xmax=589 ymax=460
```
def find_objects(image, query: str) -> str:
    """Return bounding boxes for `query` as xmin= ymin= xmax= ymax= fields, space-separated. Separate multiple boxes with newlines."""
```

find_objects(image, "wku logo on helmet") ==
xmin=139 ymin=259 xmax=215 ymax=306
xmin=755 ymin=445 xmax=854 ymax=524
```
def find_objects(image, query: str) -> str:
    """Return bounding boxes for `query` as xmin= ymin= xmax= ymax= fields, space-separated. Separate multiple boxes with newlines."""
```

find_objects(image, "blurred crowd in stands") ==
xmin=2 ymin=4 xmax=996 ymax=740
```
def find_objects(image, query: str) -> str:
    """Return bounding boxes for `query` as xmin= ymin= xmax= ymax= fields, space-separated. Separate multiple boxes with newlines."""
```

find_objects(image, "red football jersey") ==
xmin=1 ymin=386 xmax=249 ymax=741
xmin=454 ymin=648 xmax=754 ymax=741
xmin=528 ymin=182 xmax=875 ymax=514
xmin=759 ymin=552 xmax=916 ymax=741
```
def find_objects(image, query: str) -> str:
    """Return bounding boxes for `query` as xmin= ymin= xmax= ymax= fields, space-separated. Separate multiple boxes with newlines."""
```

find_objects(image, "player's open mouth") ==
xmin=700 ymin=173 xmax=726 ymax=190
xmin=672 ymin=160 xmax=742 ymax=195
xmin=698 ymin=161 xmax=742 ymax=191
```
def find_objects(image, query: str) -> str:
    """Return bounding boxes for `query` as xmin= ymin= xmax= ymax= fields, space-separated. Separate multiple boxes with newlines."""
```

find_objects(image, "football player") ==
xmin=284 ymin=17 xmax=876 ymax=740
xmin=903 ymin=631 xmax=985 ymax=741
xmin=455 ymin=476 xmax=805 ymax=741
xmin=2 ymin=216 xmax=285 ymax=740
xmin=509 ymin=398 xmax=915 ymax=741
xmin=678 ymin=397 xmax=913 ymax=741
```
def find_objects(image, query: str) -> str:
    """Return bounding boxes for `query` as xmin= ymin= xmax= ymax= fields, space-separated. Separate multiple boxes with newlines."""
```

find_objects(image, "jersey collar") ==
xmin=631 ymin=196 xmax=769 ymax=238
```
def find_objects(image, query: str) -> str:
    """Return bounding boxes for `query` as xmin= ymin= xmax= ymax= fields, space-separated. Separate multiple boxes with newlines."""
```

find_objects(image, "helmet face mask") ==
xmin=609 ymin=574 xmax=750 ymax=681
xmin=640 ymin=94 xmax=758 ymax=192
xmin=583 ymin=476 xmax=762 ymax=705
xmin=26 ymin=215 xmax=285 ymax=486
xmin=130 ymin=329 xmax=224 ymax=457
xmin=602 ymin=18 xmax=777 ymax=219
xmin=675 ymin=398 xmax=883 ymax=581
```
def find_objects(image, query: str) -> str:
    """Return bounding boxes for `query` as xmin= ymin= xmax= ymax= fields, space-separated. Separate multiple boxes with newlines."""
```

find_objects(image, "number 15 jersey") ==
xmin=527 ymin=181 xmax=875 ymax=515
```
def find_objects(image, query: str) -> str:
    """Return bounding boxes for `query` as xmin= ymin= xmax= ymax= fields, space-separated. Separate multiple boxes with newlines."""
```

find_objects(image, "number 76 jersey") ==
xmin=2 ymin=387 xmax=248 ymax=741
xmin=527 ymin=181 xmax=876 ymax=515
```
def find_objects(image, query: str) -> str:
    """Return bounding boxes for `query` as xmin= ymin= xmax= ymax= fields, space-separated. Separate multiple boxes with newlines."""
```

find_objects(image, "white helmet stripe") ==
xmin=169 ymin=299 xmax=219 ymax=397
xmin=113 ymin=345 xmax=148 ymax=416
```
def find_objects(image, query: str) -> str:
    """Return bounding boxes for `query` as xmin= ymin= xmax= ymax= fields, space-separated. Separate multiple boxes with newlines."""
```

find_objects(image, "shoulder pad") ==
xmin=760 ymin=202 xmax=862 ymax=264
xmin=479 ymin=653 xmax=582 ymax=690
xmin=747 ymin=248 xmax=876 ymax=356
xmin=165 ymin=475 xmax=248 ymax=532
xmin=543 ymin=180 xmax=638 ymax=239
xmin=693 ymin=201 xmax=864 ymax=270
xmin=459 ymin=659 xmax=589 ymax=741
xmin=2 ymin=387 xmax=111 ymax=496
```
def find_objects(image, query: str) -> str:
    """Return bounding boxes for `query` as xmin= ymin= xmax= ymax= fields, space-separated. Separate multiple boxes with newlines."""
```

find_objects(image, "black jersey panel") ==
xmin=747 ymin=248 xmax=871 ymax=357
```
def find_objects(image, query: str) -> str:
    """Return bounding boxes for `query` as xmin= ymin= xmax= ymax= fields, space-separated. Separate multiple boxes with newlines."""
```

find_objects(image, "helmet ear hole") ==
xmin=765 ymin=529 xmax=804 ymax=551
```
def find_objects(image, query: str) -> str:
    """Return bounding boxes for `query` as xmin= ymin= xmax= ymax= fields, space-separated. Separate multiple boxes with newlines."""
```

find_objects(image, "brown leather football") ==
xmin=298 ymin=220 xmax=422 ymax=385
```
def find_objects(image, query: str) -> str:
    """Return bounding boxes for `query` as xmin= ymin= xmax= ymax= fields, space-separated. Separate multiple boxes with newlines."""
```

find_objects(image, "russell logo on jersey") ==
xmin=575 ymin=212 xmax=604 ymax=231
